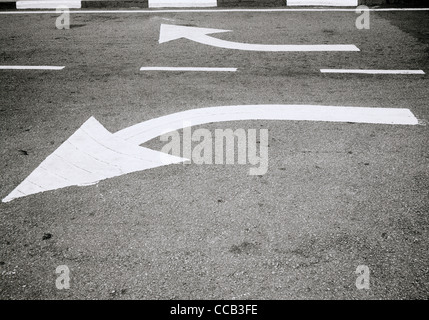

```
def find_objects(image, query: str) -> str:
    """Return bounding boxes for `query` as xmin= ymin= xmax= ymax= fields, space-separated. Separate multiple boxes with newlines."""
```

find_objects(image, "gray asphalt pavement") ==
xmin=0 ymin=8 xmax=428 ymax=299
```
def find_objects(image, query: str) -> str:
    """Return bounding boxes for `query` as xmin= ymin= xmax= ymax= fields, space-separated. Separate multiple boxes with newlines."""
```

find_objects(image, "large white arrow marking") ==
xmin=159 ymin=24 xmax=360 ymax=52
xmin=2 ymin=105 xmax=418 ymax=203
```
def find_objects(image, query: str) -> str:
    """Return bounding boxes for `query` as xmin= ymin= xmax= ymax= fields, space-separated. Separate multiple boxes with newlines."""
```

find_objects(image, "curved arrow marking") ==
xmin=2 ymin=104 xmax=418 ymax=203
xmin=159 ymin=24 xmax=360 ymax=52
xmin=114 ymin=105 xmax=418 ymax=145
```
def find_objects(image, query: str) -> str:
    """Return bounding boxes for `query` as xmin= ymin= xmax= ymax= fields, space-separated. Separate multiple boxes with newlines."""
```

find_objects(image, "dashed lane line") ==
xmin=140 ymin=67 xmax=237 ymax=72
xmin=0 ymin=65 xmax=65 ymax=70
xmin=321 ymin=69 xmax=425 ymax=74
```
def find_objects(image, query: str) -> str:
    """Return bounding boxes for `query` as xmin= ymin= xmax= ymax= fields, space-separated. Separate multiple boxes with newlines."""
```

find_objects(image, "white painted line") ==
xmin=1 ymin=8 xmax=428 ymax=14
xmin=288 ymin=0 xmax=357 ymax=6
xmin=140 ymin=67 xmax=237 ymax=72
xmin=3 ymin=105 xmax=418 ymax=203
xmin=159 ymin=24 xmax=360 ymax=52
xmin=16 ymin=1 xmax=81 ymax=9
xmin=321 ymin=69 xmax=425 ymax=74
xmin=0 ymin=66 xmax=65 ymax=70
xmin=148 ymin=0 xmax=216 ymax=8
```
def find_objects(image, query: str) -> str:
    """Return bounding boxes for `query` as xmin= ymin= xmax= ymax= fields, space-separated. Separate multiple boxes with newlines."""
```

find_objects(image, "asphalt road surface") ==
xmin=0 ymin=8 xmax=428 ymax=300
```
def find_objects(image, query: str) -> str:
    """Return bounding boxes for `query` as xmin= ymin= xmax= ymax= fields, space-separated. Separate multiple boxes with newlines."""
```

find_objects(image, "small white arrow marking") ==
xmin=159 ymin=24 xmax=360 ymax=52
xmin=2 ymin=105 xmax=418 ymax=203
xmin=16 ymin=1 xmax=81 ymax=9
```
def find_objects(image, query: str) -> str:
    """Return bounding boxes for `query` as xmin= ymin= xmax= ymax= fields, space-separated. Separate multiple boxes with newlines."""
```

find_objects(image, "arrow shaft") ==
xmin=188 ymin=34 xmax=360 ymax=52
xmin=113 ymin=105 xmax=418 ymax=146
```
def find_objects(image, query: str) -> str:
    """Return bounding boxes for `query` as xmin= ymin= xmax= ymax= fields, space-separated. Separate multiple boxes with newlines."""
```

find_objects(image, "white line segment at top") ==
xmin=321 ymin=69 xmax=425 ymax=74
xmin=288 ymin=0 xmax=358 ymax=6
xmin=16 ymin=1 xmax=81 ymax=9
xmin=0 ymin=66 xmax=65 ymax=70
xmin=148 ymin=0 xmax=217 ymax=8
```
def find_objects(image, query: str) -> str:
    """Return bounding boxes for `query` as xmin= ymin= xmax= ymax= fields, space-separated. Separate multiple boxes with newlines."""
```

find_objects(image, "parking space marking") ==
xmin=0 ymin=66 xmax=65 ymax=70
xmin=140 ymin=67 xmax=237 ymax=72
xmin=321 ymin=69 xmax=425 ymax=74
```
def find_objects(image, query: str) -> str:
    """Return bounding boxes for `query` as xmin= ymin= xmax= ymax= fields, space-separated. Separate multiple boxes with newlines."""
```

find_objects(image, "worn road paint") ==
xmin=2 ymin=105 xmax=418 ymax=203
xmin=159 ymin=24 xmax=360 ymax=52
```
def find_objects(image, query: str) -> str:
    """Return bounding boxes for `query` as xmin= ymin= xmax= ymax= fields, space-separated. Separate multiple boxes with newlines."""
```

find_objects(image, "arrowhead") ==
xmin=2 ymin=117 xmax=187 ymax=203
xmin=159 ymin=24 xmax=231 ymax=44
